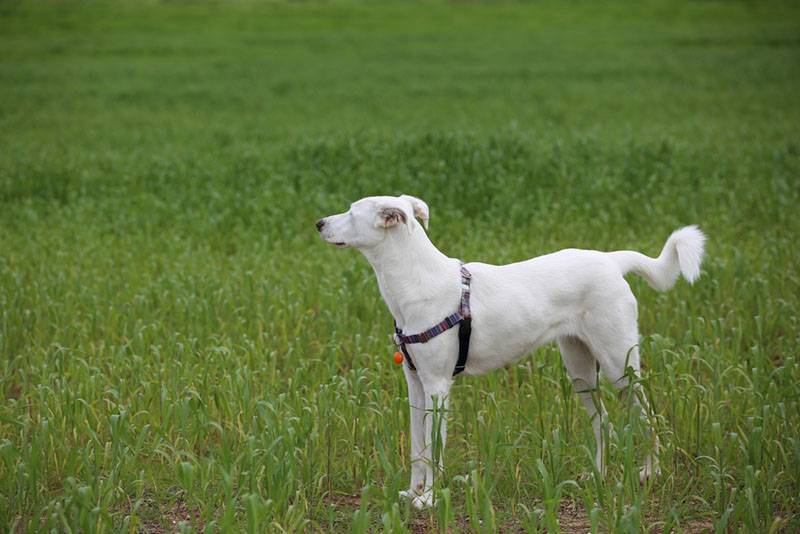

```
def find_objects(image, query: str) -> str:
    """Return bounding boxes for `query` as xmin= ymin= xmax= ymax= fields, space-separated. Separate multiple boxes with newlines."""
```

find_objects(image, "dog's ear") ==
xmin=375 ymin=206 xmax=408 ymax=230
xmin=400 ymin=195 xmax=429 ymax=230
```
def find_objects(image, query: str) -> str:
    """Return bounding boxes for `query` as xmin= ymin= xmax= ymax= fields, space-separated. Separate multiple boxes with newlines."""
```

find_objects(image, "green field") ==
xmin=2 ymin=1 xmax=799 ymax=531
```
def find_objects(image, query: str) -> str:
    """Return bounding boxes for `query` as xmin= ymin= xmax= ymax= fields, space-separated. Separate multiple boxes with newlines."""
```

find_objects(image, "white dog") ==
xmin=317 ymin=194 xmax=705 ymax=509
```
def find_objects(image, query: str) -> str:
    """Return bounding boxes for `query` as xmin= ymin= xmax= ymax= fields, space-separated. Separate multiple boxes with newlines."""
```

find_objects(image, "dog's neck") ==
xmin=361 ymin=226 xmax=458 ymax=327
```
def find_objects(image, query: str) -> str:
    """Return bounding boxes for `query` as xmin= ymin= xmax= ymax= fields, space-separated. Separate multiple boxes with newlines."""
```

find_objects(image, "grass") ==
xmin=1 ymin=0 xmax=799 ymax=531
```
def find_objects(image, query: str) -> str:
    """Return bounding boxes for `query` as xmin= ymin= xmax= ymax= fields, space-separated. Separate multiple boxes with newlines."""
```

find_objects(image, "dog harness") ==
xmin=393 ymin=263 xmax=472 ymax=376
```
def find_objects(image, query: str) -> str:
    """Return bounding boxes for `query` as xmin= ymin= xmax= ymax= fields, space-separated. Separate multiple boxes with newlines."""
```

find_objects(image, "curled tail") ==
xmin=608 ymin=226 xmax=706 ymax=291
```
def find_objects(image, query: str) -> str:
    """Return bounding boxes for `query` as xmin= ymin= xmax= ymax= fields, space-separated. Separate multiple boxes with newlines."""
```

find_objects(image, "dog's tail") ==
xmin=607 ymin=226 xmax=706 ymax=291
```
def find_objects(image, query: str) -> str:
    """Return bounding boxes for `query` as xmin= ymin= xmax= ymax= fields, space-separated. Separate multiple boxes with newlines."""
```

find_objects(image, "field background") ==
xmin=1 ymin=0 xmax=799 ymax=532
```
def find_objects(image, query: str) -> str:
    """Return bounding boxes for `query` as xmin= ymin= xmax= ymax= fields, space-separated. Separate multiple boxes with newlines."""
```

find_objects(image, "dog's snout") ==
xmin=316 ymin=219 xmax=326 ymax=232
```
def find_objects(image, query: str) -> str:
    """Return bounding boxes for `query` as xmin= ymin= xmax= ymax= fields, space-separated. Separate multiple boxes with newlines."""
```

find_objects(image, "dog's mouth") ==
xmin=334 ymin=242 xmax=346 ymax=247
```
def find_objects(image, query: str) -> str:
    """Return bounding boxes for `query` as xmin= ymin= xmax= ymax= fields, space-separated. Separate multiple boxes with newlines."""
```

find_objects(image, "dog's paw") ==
xmin=398 ymin=489 xmax=415 ymax=501
xmin=411 ymin=491 xmax=434 ymax=510
xmin=399 ymin=487 xmax=434 ymax=509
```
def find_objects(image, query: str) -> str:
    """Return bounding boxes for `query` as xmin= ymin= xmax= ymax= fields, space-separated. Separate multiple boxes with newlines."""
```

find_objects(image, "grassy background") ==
xmin=1 ymin=0 xmax=799 ymax=531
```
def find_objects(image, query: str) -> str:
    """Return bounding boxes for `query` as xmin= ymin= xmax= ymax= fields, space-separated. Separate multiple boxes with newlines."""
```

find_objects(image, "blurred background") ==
xmin=1 ymin=1 xmax=798 ymax=532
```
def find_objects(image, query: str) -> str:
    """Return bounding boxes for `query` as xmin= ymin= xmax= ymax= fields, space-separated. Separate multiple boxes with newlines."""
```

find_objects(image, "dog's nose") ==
xmin=316 ymin=219 xmax=326 ymax=232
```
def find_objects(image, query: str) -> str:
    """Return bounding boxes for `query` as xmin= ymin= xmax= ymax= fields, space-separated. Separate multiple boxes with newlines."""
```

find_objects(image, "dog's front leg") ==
xmin=415 ymin=377 xmax=452 ymax=510
xmin=399 ymin=365 xmax=427 ymax=503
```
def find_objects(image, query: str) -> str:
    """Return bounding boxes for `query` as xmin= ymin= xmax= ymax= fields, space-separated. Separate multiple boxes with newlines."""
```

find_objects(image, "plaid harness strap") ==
xmin=393 ymin=263 xmax=472 ymax=377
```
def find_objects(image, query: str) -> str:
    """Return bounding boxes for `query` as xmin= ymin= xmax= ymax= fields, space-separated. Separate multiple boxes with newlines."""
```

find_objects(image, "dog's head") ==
xmin=316 ymin=195 xmax=429 ymax=249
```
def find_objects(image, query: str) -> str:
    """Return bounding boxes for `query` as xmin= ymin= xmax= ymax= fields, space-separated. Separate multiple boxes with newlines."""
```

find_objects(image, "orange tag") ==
xmin=393 ymin=351 xmax=404 ymax=365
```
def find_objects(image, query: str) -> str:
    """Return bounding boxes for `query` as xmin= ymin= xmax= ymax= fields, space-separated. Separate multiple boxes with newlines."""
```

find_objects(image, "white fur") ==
xmin=317 ymin=195 xmax=706 ymax=509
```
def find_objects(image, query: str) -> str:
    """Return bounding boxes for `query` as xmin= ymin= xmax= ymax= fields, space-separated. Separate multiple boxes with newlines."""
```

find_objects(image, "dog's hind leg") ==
xmin=558 ymin=336 xmax=608 ymax=476
xmin=582 ymin=297 xmax=661 ymax=483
